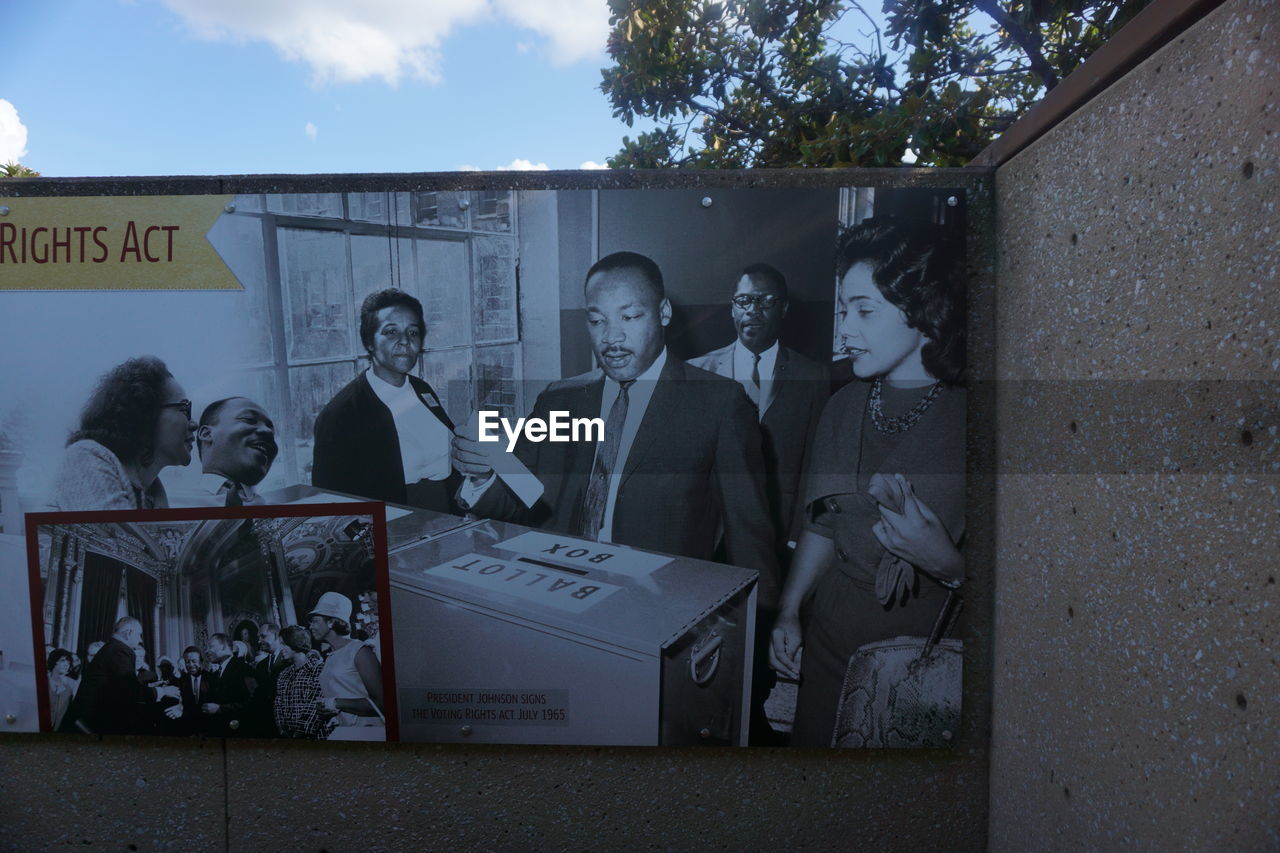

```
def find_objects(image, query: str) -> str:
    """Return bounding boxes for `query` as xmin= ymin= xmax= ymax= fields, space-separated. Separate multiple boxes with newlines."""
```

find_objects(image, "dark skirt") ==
xmin=791 ymin=567 xmax=950 ymax=747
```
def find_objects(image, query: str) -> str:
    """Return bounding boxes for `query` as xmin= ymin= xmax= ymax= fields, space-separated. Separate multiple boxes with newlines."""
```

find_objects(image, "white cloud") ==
xmin=454 ymin=164 xmax=482 ymax=171
xmin=304 ymin=121 xmax=319 ymax=140
xmin=496 ymin=158 xmax=550 ymax=170
xmin=0 ymin=100 xmax=30 ymax=163
xmin=493 ymin=0 xmax=608 ymax=64
xmin=578 ymin=160 xmax=608 ymax=170
xmin=161 ymin=0 xmax=609 ymax=85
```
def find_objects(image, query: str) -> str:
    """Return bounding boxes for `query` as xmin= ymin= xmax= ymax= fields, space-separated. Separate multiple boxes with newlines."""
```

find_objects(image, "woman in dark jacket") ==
xmin=311 ymin=289 xmax=461 ymax=513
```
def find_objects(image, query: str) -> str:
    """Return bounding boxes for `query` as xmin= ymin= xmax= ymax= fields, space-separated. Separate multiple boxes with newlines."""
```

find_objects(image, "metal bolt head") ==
xmin=946 ymin=196 xmax=959 ymax=207
xmin=0 ymin=206 xmax=10 ymax=216
xmin=229 ymin=719 xmax=240 ymax=730
xmin=699 ymin=727 xmax=712 ymax=739
xmin=700 ymin=196 xmax=713 ymax=208
xmin=941 ymin=729 xmax=953 ymax=741
xmin=460 ymin=724 xmax=473 ymax=736
xmin=458 ymin=198 xmax=471 ymax=211
xmin=4 ymin=714 xmax=16 ymax=724
xmin=224 ymin=203 xmax=236 ymax=214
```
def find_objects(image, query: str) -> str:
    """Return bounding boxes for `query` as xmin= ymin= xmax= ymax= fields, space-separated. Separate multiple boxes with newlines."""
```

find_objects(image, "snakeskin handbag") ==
xmin=831 ymin=591 xmax=963 ymax=748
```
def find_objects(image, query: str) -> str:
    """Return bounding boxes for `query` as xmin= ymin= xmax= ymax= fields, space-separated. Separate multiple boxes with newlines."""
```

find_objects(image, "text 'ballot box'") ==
xmin=388 ymin=516 xmax=757 ymax=746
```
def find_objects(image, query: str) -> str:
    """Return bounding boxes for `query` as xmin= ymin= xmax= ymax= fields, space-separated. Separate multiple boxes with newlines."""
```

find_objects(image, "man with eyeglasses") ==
xmin=169 ymin=397 xmax=279 ymax=507
xmin=690 ymin=264 xmax=830 ymax=565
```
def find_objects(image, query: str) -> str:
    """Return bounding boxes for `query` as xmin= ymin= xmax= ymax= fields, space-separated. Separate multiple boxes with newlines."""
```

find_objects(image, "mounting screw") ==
xmin=946 ymin=196 xmax=959 ymax=207
xmin=460 ymin=725 xmax=473 ymax=736
xmin=700 ymin=196 xmax=713 ymax=208
xmin=699 ymin=728 xmax=712 ymax=739
xmin=224 ymin=203 xmax=236 ymax=213
xmin=4 ymin=714 xmax=16 ymax=724
xmin=229 ymin=719 xmax=239 ymax=730
xmin=0 ymin=206 xmax=9 ymax=216
xmin=458 ymin=198 xmax=471 ymax=211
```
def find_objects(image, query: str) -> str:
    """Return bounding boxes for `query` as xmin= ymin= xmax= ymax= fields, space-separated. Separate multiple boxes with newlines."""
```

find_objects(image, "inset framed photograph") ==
xmin=25 ymin=503 xmax=395 ymax=740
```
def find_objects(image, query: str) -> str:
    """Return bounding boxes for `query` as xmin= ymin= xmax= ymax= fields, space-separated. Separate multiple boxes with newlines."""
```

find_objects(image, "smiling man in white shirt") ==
xmin=170 ymin=396 xmax=279 ymax=507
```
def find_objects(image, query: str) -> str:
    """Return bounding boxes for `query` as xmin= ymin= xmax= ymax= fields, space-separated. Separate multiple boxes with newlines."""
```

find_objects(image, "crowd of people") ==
xmin=49 ymin=592 xmax=385 ymax=740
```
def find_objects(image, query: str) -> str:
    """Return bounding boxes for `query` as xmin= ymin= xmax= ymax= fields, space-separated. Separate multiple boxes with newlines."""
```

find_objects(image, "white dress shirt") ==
xmin=168 ymin=471 xmax=263 ymax=507
xmin=459 ymin=349 xmax=670 ymax=543
xmin=364 ymin=369 xmax=452 ymax=483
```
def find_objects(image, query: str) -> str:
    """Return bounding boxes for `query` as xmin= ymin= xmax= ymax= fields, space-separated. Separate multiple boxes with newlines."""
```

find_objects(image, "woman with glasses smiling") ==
xmin=49 ymin=355 xmax=196 ymax=511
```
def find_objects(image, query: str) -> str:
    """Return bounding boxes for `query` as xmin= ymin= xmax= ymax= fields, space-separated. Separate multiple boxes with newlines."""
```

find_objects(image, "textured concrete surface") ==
xmin=0 ymin=170 xmax=996 ymax=852
xmin=0 ymin=735 xmax=225 ymax=851
xmin=989 ymin=0 xmax=1278 ymax=849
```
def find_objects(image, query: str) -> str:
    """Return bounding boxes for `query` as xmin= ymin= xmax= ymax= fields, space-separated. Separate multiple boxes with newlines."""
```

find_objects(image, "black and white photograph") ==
xmin=0 ymin=185 xmax=966 ymax=746
xmin=25 ymin=506 xmax=393 ymax=741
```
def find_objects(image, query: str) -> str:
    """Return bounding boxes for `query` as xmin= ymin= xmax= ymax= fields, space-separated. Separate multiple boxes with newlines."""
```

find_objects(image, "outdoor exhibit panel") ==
xmin=0 ymin=182 xmax=971 ymax=750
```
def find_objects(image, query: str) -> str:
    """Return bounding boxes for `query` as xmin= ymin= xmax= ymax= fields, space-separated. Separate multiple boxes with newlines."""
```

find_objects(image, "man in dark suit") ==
xmin=62 ymin=617 xmax=179 ymax=735
xmin=688 ymin=263 xmax=831 ymax=744
xmin=312 ymin=288 xmax=462 ymax=514
xmin=451 ymin=251 xmax=779 ymax=609
xmin=246 ymin=623 xmax=291 ymax=736
xmin=168 ymin=645 xmax=210 ymax=735
xmin=200 ymin=633 xmax=255 ymax=737
xmin=689 ymin=263 xmax=830 ymax=566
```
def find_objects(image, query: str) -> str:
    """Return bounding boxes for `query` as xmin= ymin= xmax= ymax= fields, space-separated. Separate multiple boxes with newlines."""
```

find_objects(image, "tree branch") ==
xmin=971 ymin=0 xmax=1060 ymax=89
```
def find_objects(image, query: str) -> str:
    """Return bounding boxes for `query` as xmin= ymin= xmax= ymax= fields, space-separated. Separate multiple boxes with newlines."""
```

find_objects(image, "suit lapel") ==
xmin=410 ymin=376 xmax=456 ymax=431
xmin=620 ymin=358 xmax=682 ymax=484
xmin=707 ymin=344 xmax=734 ymax=379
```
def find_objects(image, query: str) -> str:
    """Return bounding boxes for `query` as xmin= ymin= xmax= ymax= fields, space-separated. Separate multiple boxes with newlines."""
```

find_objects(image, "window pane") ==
xmin=404 ymin=191 xmax=468 ymax=229
xmin=414 ymin=239 xmax=471 ymax=350
xmin=232 ymin=194 xmax=264 ymax=212
xmin=279 ymin=228 xmax=352 ymax=361
xmin=470 ymin=190 xmax=513 ymax=233
xmin=348 ymin=192 xmax=390 ymax=225
xmin=350 ymin=234 xmax=395 ymax=321
xmin=424 ymin=347 xmax=474 ymax=427
xmin=266 ymin=193 xmax=344 ymax=218
xmin=206 ymin=212 xmax=273 ymax=366
xmin=472 ymin=236 xmax=518 ymax=344
xmin=289 ymin=361 xmax=360 ymax=483
xmin=475 ymin=344 xmax=521 ymax=421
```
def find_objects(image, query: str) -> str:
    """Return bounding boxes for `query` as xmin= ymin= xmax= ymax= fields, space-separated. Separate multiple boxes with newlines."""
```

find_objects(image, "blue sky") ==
xmin=2 ymin=0 xmax=667 ymax=175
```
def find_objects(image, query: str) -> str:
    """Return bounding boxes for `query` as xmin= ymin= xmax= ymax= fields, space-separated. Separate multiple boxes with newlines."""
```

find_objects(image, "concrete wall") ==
xmin=988 ymin=0 xmax=1278 ymax=849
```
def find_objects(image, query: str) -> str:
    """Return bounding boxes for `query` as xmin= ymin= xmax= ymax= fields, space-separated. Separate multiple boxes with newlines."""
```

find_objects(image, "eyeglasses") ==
xmin=731 ymin=294 xmax=783 ymax=310
xmin=160 ymin=399 xmax=192 ymax=419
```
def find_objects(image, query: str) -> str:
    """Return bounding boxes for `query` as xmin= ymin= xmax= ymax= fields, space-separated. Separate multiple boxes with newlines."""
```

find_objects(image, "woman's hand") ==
xmin=872 ymin=474 xmax=964 ymax=586
xmin=768 ymin=611 xmax=804 ymax=680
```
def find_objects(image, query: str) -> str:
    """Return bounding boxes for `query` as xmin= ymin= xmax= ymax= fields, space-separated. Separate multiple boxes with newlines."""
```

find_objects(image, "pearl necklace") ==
xmin=869 ymin=378 xmax=943 ymax=434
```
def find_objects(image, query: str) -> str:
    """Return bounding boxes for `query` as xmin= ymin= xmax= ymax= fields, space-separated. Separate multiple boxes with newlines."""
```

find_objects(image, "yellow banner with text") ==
xmin=0 ymin=195 xmax=239 ymax=290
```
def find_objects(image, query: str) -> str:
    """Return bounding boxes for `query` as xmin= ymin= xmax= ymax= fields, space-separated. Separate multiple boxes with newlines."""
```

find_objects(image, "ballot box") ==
xmin=387 ymin=516 xmax=758 ymax=746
